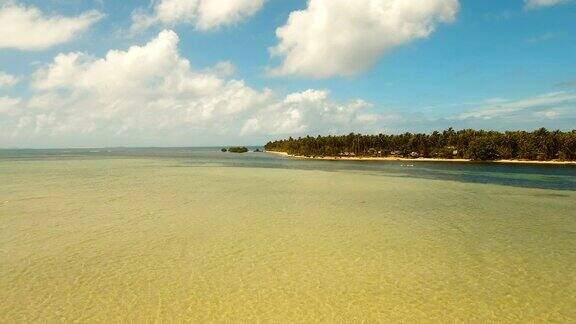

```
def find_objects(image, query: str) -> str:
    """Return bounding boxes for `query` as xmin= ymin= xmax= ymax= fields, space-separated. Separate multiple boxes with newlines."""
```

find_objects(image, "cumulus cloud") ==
xmin=209 ymin=61 xmax=237 ymax=77
xmin=270 ymin=0 xmax=460 ymax=78
xmin=2 ymin=30 xmax=394 ymax=147
xmin=0 ymin=1 xmax=103 ymax=50
xmin=19 ymin=30 xmax=269 ymax=142
xmin=0 ymin=71 xmax=19 ymax=88
xmin=131 ymin=0 xmax=265 ymax=32
xmin=241 ymin=89 xmax=390 ymax=136
xmin=524 ymin=0 xmax=572 ymax=9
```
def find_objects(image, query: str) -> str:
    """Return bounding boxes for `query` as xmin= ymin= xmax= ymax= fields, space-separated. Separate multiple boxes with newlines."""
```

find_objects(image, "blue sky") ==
xmin=0 ymin=0 xmax=575 ymax=147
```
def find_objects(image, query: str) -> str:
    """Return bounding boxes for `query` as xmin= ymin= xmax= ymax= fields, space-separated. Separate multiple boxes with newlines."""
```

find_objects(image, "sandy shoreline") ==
xmin=266 ymin=151 xmax=576 ymax=165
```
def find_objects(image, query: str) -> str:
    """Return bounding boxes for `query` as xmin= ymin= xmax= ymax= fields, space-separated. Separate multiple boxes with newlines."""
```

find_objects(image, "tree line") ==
xmin=224 ymin=147 xmax=249 ymax=153
xmin=265 ymin=128 xmax=576 ymax=161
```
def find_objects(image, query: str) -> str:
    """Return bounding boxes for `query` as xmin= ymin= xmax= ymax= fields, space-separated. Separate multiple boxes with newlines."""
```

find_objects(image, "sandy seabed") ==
xmin=1 ymin=158 xmax=575 ymax=322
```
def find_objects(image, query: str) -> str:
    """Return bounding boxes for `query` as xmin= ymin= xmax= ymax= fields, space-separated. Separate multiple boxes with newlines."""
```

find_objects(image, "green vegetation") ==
xmin=227 ymin=147 xmax=249 ymax=153
xmin=265 ymin=128 xmax=576 ymax=161
xmin=221 ymin=148 xmax=227 ymax=152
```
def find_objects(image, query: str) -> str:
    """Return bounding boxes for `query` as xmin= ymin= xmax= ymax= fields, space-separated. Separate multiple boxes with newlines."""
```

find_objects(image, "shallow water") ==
xmin=1 ymin=152 xmax=575 ymax=322
xmin=2 ymin=147 xmax=575 ymax=190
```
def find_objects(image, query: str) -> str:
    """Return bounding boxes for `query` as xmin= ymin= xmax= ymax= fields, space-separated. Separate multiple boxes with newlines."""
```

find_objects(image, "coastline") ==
xmin=266 ymin=151 xmax=576 ymax=165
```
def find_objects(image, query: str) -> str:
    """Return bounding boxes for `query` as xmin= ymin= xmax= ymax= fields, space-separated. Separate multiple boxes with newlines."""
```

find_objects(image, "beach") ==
xmin=266 ymin=150 xmax=576 ymax=165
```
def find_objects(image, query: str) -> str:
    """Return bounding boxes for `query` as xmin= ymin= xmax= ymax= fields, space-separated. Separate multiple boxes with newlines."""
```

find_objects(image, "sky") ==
xmin=0 ymin=0 xmax=575 ymax=148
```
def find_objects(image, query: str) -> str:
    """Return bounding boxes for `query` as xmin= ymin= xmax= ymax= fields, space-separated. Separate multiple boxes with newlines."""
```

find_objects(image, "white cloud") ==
xmin=241 ymin=89 xmax=390 ymax=136
xmin=210 ymin=61 xmax=236 ymax=77
xmin=20 ymin=30 xmax=270 ymax=142
xmin=535 ymin=109 xmax=560 ymax=119
xmin=270 ymin=0 xmax=459 ymax=78
xmin=524 ymin=0 xmax=572 ymax=9
xmin=0 ymin=71 xmax=19 ymax=87
xmin=0 ymin=1 xmax=103 ymax=50
xmin=525 ymin=32 xmax=559 ymax=43
xmin=2 ymin=30 xmax=393 ymax=147
xmin=6 ymin=30 xmax=573 ymax=147
xmin=454 ymin=91 xmax=576 ymax=120
xmin=131 ymin=0 xmax=264 ymax=32
xmin=0 ymin=96 xmax=21 ymax=115
xmin=5 ymin=22 xmax=573 ymax=148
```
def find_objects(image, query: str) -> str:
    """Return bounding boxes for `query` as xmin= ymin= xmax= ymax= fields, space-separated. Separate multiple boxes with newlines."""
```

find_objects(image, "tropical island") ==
xmin=265 ymin=128 xmax=576 ymax=163
xmin=224 ymin=146 xmax=249 ymax=153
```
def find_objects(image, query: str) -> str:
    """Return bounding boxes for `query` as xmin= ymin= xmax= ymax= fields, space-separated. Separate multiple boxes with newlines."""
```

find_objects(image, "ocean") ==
xmin=1 ymin=148 xmax=575 ymax=322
